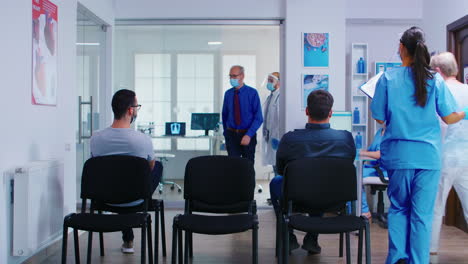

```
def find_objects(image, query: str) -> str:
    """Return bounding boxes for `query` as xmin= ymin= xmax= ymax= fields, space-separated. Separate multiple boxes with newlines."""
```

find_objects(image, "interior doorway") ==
xmin=445 ymin=14 xmax=468 ymax=232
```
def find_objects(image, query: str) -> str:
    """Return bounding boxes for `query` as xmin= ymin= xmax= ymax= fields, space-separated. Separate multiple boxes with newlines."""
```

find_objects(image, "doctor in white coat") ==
xmin=262 ymin=72 xmax=281 ymax=170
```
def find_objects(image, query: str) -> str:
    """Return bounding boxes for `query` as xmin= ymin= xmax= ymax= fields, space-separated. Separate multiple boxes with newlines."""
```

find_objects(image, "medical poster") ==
xmin=302 ymin=74 xmax=329 ymax=109
xmin=303 ymin=33 xmax=329 ymax=67
xmin=375 ymin=62 xmax=402 ymax=74
xmin=32 ymin=0 xmax=58 ymax=106
xmin=464 ymin=65 xmax=468 ymax=84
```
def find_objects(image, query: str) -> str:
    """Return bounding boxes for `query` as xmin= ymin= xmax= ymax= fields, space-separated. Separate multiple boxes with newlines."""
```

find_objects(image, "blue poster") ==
xmin=302 ymin=74 xmax=329 ymax=108
xmin=303 ymin=33 xmax=329 ymax=67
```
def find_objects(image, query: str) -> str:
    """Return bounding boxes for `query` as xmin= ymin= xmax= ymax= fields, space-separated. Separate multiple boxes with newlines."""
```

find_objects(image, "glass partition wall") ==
xmin=76 ymin=6 xmax=108 ymax=201
xmin=114 ymin=24 xmax=280 ymax=205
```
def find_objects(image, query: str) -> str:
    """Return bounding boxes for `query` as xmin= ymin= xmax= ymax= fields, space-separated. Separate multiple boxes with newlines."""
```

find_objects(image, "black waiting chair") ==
xmin=279 ymin=157 xmax=371 ymax=264
xmin=61 ymin=155 xmax=154 ymax=264
xmin=172 ymin=155 xmax=259 ymax=264
xmin=92 ymin=160 xmax=167 ymax=263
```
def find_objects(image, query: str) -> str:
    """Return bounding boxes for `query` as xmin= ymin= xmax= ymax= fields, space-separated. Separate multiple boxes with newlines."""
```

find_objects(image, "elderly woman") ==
xmin=429 ymin=52 xmax=468 ymax=255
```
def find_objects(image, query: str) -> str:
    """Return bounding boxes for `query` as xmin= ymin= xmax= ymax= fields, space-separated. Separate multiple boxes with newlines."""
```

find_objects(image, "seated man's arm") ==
xmin=275 ymin=134 xmax=289 ymax=175
xmin=149 ymin=160 xmax=155 ymax=171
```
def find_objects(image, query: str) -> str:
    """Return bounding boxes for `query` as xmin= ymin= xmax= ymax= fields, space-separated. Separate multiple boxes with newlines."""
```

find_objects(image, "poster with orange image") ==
xmin=32 ymin=0 xmax=57 ymax=106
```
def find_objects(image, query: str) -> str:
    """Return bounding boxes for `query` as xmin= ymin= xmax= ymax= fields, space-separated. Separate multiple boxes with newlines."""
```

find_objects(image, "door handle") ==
xmin=78 ymin=96 xmax=93 ymax=144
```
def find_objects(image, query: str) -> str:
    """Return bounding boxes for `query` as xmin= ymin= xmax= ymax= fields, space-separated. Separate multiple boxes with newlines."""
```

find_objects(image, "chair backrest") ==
xmin=283 ymin=157 xmax=356 ymax=212
xmin=184 ymin=155 xmax=255 ymax=210
xmin=81 ymin=155 xmax=152 ymax=204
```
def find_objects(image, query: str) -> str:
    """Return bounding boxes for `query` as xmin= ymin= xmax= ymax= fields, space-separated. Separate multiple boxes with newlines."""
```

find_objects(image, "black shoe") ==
xmin=302 ymin=233 xmax=321 ymax=255
xmin=396 ymin=259 xmax=407 ymax=264
xmin=289 ymin=233 xmax=300 ymax=251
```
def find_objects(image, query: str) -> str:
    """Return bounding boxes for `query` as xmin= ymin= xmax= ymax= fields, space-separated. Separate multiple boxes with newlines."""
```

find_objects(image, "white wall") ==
xmin=423 ymin=0 xmax=468 ymax=53
xmin=282 ymin=0 xmax=346 ymax=131
xmin=0 ymin=1 xmax=114 ymax=263
xmin=346 ymin=0 xmax=423 ymax=20
xmin=115 ymin=0 xmax=282 ymax=19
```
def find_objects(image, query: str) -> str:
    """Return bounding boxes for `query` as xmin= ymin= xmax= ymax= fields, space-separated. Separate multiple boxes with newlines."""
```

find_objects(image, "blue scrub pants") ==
xmin=385 ymin=169 xmax=440 ymax=264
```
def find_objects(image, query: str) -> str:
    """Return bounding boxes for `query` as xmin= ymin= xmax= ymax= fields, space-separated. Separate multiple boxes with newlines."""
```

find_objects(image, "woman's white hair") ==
xmin=430 ymin=52 xmax=458 ymax=77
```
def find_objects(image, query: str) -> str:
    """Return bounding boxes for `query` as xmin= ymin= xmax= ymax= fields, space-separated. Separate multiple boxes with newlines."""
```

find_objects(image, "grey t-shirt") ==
xmin=90 ymin=127 xmax=154 ymax=207
xmin=90 ymin=127 xmax=154 ymax=161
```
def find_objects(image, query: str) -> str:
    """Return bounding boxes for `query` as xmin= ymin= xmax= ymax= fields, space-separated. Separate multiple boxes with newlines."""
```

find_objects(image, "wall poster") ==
xmin=302 ymin=74 xmax=329 ymax=109
xmin=303 ymin=33 xmax=329 ymax=67
xmin=32 ymin=0 xmax=58 ymax=106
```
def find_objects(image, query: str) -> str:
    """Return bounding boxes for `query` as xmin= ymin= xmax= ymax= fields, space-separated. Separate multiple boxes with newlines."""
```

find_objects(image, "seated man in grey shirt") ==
xmin=90 ymin=89 xmax=160 ymax=254
xmin=269 ymin=90 xmax=356 ymax=255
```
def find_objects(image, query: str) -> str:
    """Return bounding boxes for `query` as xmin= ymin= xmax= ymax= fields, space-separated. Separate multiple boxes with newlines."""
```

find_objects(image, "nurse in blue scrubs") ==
xmin=371 ymin=27 xmax=466 ymax=264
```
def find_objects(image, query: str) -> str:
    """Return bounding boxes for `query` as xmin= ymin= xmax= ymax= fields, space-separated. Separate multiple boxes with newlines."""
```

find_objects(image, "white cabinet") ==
xmin=350 ymin=43 xmax=369 ymax=149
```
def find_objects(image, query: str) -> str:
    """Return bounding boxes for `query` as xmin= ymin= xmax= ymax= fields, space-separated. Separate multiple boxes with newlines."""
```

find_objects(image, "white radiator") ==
xmin=11 ymin=160 xmax=64 ymax=256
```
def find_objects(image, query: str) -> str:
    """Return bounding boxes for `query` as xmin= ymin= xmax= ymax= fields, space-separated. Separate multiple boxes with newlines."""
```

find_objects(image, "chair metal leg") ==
xmin=141 ymin=222 xmax=147 ymax=264
xmin=345 ymin=232 xmax=351 ymax=264
xmin=282 ymin=218 xmax=289 ymax=264
xmin=184 ymin=231 xmax=189 ymax=264
xmin=73 ymin=229 xmax=81 ymax=264
xmin=178 ymin=229 xmax=183 ymax=264
xmin=61 ymin=225 xmax=68 ymax=264
xmin=188 ymin=232 xmax=193 ymax=258
xmin=275 ymin=212 xmax=281 ymax=258
xmin=155 ymin=210 xmax=160 ymax=264
xmin=98 ymin=211 xmax=105 ymax=257
xmin=358 ymin=227 xmax=363 ymax=264
xmin=160 ymin=200 xmax=167 ymax=257
xmin=253 ymin=222 xmax=258 ymax=264
xmin=364 ymin=220 xmax=371 ymax=264
xmin=339 ymin=233 xmax=344 ymax=257
xmin=171 ymin=220 xmax=177 ymax=264
xmin=86 ymin=231 xmax=93 ymax=264
xmin=148 ymin=216 xmax=154 ymax=264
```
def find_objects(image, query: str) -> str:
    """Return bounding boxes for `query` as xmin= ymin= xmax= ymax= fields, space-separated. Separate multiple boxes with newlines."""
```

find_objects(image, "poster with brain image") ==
xmin=303 ymin=33 xmax=329 ymax=67
xmin=32 ymin=0 xmax=58 ymax=106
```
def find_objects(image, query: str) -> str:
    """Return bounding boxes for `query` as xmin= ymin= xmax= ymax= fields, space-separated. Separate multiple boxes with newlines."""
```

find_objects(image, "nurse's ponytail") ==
xmin=400 ymin=27 xmax=433 ymax=107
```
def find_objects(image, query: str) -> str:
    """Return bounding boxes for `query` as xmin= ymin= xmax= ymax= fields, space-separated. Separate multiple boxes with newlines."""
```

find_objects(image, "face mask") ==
xmin=230 ymin=78 xmax=239 ymax=87
xmin=266 ymin=82 xmax=275 ymax=91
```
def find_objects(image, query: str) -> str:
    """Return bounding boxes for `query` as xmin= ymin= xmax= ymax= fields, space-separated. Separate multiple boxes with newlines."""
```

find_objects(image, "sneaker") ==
xmin=289 ymin=233 xmax=300 ymax=251
xmin=121 ymin=241 xmax=134 ymax=254
xmin=302 ymin=233 xmax=321 ymax=255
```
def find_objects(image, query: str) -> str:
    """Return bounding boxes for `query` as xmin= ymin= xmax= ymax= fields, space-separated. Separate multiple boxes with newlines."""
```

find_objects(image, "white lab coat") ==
xmin=262 ymin=89 xmax=280 ymax=166
xmin=431 ymin=81 xmax=468 ymax=252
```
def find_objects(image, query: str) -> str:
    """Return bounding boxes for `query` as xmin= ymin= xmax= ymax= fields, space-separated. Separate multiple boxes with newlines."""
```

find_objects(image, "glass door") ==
xmin=76 ymin=6 xmax=107 ymax=200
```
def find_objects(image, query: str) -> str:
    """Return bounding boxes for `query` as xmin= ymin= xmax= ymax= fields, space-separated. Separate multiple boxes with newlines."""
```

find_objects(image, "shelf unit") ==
xmin=350 ymin=43 xmax=369 ymax=149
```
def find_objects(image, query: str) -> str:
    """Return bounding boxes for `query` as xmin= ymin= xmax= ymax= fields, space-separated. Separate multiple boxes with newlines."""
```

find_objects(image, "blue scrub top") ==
xmin=371 ymin=67 xmax=457 ymax=170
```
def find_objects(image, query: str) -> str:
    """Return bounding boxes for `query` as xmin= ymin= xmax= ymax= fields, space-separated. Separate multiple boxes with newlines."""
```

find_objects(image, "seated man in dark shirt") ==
xmin=270 ymin=89 xmax=356 ymax=254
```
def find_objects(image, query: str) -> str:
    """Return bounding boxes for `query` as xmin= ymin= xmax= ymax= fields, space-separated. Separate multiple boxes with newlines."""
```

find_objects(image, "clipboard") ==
xmin=359 ymin=72 xmax=383 ymax=99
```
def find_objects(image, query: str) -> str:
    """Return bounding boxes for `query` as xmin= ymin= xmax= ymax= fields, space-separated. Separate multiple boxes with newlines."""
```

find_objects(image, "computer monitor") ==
xmin=191 ymin=113 xmax=220 ymax=136
xmin=330 ymin=111 xmax=352 ymax=132
xmin=165 ymin=122 xmax=186 ymax=136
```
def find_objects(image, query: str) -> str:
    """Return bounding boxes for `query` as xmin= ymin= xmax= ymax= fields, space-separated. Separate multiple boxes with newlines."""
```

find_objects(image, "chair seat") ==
xmin=64 ymin=213 xmax=149 ymax=232
xmin=177 ymin=214 xmax=256 ymax=235
xmin=94 ymin=199 xmax=162 ymax=214
xmin=363 ymin=176 xmax=388 ymax=185
xmin=289 ymin=215 xmax=365 ymax=234
xmin=191 ymin=200 xmax=251 ymax=214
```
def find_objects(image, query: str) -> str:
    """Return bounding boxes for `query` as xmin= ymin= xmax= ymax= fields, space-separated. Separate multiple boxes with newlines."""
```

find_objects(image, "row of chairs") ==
xmin=61 ymin=155 xmax=371 ymax=264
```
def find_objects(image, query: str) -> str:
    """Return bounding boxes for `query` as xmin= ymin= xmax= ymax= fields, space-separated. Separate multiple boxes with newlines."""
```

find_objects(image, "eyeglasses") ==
xmin=229 ymin=74 xmax=242 ymax=78
xmin=131 ymin=104 xmax=141 ymax=110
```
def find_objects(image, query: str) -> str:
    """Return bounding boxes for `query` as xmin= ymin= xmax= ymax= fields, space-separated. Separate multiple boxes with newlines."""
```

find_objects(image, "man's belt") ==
xmin=227 ymin=128 xmax=248 ymax=133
